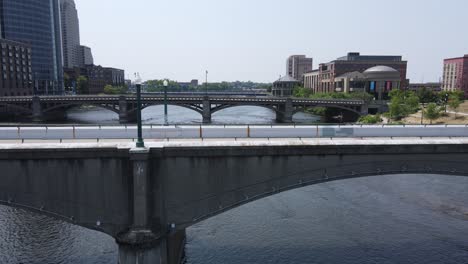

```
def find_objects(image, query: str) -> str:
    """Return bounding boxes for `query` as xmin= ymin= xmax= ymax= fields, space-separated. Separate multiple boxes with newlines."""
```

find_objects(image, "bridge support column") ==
xmin=119 ymin=96 xmax=137 ymax=123
xmin=117 ymin=148 xmax=186 ymax=264
xmin=276 ymin=98 xmax=293 ymax=123
xmin=360 ymin=104 xmax=369 ymax=116
xmin=202 ymin=97 xmax=211 ymax=124
xmin=32 ymin=96 xmax=43 ymax=122
xmin=117 ymin=148 xmax=165 ymax=264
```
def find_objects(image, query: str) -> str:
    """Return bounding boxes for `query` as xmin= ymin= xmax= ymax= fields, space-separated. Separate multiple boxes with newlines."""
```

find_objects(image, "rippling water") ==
xmin=1 ymin=108 xmax=468 ymax=263
xmin=1 ymin=175 xmax=467 ymax=264
xmin=66 ymin=105 xmax=321 ymax=125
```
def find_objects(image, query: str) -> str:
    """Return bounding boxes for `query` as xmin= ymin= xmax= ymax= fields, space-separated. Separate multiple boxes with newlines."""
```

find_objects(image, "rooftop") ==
xmin=275 ymin=75 xmax=299 ymax=83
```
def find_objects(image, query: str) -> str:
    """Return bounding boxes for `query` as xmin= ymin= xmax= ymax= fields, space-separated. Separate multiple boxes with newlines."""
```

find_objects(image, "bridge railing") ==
xmin=0 ymin=125 xmax=467 ymax=141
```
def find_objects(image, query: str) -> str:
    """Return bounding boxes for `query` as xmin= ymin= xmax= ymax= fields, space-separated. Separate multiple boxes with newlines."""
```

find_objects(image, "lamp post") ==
xmin=205 ymin=70 xmax=208 ymax=96
xmin=135 ymin=73 xmax=144 ymax=148
xmin=163 ymin=79 xmax=168 ymax=125
xmin=420 ymin=103 xmax=425 ymax=125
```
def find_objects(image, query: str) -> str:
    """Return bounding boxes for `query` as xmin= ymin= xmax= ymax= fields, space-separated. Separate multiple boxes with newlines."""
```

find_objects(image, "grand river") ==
xmin=0 ymin=106 xmax=467 ymax=264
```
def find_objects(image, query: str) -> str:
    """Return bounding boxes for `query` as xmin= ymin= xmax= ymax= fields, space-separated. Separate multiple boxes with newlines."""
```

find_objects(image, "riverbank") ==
xmin=401 ymin=101 xmax=468 ymax=125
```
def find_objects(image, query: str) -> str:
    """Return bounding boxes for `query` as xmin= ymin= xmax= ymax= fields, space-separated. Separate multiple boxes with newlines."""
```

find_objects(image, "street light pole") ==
xmin=163 ymin=80 xmax=168 ymax=126
xmin=135 ymin=73 xmax=144 ymax=148
xmin=420 ymin=103 xmax=425 ymax=125
xmin=205 ymin=70 xmax=208 ymax=96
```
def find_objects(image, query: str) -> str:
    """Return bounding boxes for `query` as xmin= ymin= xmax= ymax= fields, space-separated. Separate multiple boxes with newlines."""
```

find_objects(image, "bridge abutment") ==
xmin=276 ymin=98 xmax=293 ymax=123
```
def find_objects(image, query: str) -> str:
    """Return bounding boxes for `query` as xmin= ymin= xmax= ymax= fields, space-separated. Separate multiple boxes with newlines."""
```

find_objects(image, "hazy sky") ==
xmin=76 ymin=0 xmax=468 ymax=83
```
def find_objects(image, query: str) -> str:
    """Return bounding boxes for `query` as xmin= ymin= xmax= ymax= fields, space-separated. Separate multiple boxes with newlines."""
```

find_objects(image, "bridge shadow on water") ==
xmin=0 ymin=174 xmax=467 ymax=264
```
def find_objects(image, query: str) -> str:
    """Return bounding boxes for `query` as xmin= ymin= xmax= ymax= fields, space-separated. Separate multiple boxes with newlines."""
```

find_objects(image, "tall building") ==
xmin=60 ymin=0 xmax=81 ymax=68
xmin=0 ymin=0 xmax=64 ymax=94
xmin=286 ymin=55 xmax=313 ymax=81
xmin=79 ymin=45 xmax=94 ymax=66
xmin=304 ymin=52 xmax=407 ymax=94
xmin=442 ymin=55 xmax=468 ymax=98
xmin=0 ymin=39 xmax=33 ymax=96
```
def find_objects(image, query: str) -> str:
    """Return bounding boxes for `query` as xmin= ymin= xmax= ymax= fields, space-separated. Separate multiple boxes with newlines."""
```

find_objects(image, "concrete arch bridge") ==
xmin=0 ymin=95 xmax=368 ymax=123
xmin=0 ymin=138 xmax=467 ymax=263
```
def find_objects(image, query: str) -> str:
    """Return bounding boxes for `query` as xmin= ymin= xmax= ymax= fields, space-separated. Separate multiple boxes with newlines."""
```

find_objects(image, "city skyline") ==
xmin=76 ymin=0 xmax=467 ymax=83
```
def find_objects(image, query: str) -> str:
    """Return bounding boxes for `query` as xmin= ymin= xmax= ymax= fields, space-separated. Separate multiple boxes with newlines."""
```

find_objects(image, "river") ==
xmin=0 ymin=107 xmax=467 ymax=264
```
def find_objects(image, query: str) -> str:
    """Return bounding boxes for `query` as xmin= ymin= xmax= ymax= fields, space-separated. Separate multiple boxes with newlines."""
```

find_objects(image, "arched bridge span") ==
xmin=0 ymin=95 xmax=368 ymax=123
xmin=0 ymin=139 xmax=467 ymax=263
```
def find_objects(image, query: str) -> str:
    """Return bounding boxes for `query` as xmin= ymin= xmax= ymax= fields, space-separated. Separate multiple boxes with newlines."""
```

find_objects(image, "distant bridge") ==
xmin=0 ymin=138 xmax=468 ymax=263
xmin=0 ymin=95 xmax=367 ymax=123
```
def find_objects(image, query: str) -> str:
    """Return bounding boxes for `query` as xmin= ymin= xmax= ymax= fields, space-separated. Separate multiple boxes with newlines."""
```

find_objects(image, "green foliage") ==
xmin=309 ymin=107 xmax=326 ymax=116
xmin=416 ymin=88 xmax=438 ymax=104
xmin=448 ymin=94 xmax=463 ymax=118
xmin=358 ymin=114 xmax=382 ymax=124
xmin=424 ymin=103 xmax=442 ymax=124
xmin=387 ymin=90 xmax=420 ymax=120
xmin=76 ymin=75 xmax=88 ymax=94
xmin=103 ymin=85 xmax=127 ymax=94
xmin=293 ymin=86 xmax=312 ymax=98
xmin=145 ymin=80 xmax=271 ymax=92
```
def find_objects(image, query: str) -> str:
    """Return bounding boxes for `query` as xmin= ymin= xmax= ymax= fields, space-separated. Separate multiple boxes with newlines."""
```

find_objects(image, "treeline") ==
xmin=144 ymin=80 xmax=271 ymax=92
xmin=293 ymin=86 xmax=465 ymax=124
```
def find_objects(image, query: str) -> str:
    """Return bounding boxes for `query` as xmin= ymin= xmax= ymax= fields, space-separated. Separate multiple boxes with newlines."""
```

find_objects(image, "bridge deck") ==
xmin=1 ymin=137 xmax=468 ymax=150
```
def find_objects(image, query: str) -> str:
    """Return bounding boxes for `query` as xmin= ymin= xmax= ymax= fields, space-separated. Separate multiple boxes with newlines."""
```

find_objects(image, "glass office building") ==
xmin=0 ymin=0 xmax=63 ymax=94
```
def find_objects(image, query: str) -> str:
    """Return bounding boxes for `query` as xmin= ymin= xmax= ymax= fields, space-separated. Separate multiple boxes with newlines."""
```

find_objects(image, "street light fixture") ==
xmin=134 ymin=73 xmax=144 ymax=148
xmin=163 ymin=79 xmax=169 ymax=126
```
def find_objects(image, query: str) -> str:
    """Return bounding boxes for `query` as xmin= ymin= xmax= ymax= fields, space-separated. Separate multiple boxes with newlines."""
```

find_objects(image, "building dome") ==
xmin=364 ymin=65 xmax=399 ymax=73
xmin=363 ymin=65 xmax=401 ymax=80
xmin=275 ymin=75 xmax=299 ymax=83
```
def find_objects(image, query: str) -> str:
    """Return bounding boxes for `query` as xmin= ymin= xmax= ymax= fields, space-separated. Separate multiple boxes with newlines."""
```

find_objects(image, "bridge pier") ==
xmin=202 ymin=97 xmax=211 ymax=124
xmin=116 ymin=148 xmax=185 ymax=264
xmin=32 ymin=96 xmax=43 ymax=122
xmin=119 ymin=96 xmax=137 ymax=123
xmin=276 ymin=98 xmax=293 ymax=123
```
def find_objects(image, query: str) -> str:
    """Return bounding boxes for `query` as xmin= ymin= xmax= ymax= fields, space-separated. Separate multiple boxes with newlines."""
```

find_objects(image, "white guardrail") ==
xmin=0 ymin=125 xmax=467 ymax=140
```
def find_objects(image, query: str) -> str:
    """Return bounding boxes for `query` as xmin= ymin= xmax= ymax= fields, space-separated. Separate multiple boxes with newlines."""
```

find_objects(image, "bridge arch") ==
xmin=211 ymin=104 xmax=278 ymax=114
xmin=43 ymin=103 xmax=120 ymax=114
xmin=161 ymin=152 xmax=468 ymax=231
xmin=0 ymin=103 xmax=32 ymax=114
xmin=137 ymin=103 xmax=203 ymax=115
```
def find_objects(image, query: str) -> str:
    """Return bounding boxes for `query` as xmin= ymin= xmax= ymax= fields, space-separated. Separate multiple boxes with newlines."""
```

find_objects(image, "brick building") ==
xmin=442 ymin=55 xmax=468 ymax=98
xmin=304 ymin=52 xmax=407 ymax=93
xmin=0 ymin=39 xmax=33 ymax=96
xmin=286 ymin=55 xmax=313 ymax=81
xmin=65 ymin=65 xmax=125 ymax=94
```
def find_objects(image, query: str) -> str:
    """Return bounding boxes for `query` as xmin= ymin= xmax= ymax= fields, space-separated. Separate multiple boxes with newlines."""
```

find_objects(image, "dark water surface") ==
xmin=1 ymin=175 xmax=467 ymax=264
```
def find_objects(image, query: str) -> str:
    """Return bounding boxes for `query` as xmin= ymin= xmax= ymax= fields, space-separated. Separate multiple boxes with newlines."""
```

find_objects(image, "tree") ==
xmin=424 ymin=103 xmax=441 ymax=124
xmin=104 ymin=85 xmax=127 ymax=94
xmin=76 ymin=75 xmax=88 ymax=94
xmin=387 ymin=90 xmax=420 ymax=120
xmin=416 ymin=88 xmax=437 ymax=104
xmin=448 ymin=94 xmax=462 ymax=118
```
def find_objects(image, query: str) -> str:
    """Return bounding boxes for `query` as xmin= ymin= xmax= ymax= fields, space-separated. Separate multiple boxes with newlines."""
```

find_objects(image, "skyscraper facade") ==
xmin=79 ymin=45 xmax=94 ymax=66
xmin=60 ymin=0 xmax=81 ymax=69
xmin=0 ymin=0 xmax=63 ymax=94
xmin=286 ymin=55 xmax=313 ymax=81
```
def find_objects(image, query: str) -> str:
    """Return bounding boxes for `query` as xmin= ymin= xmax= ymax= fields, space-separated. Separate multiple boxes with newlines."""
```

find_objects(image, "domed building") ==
xmin=272 ymin=75 xmax=300 ymax=97
xmin=363 ymin=66 xmax=401 ymax=100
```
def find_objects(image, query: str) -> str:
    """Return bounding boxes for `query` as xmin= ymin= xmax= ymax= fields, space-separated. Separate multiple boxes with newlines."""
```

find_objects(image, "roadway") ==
xmin=0 ymin=125 xmax=467 ymax=140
